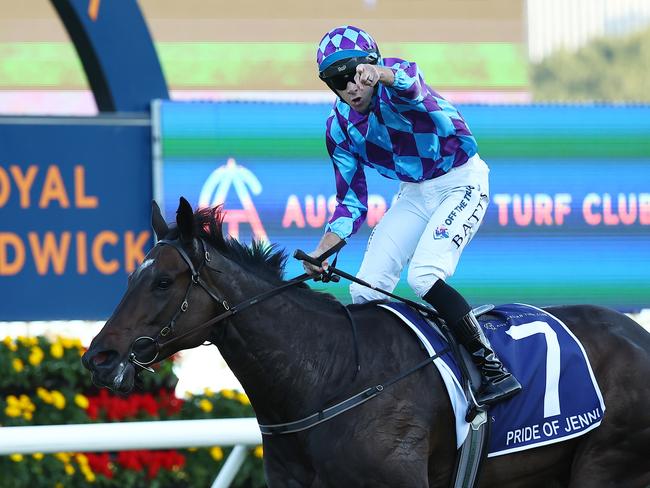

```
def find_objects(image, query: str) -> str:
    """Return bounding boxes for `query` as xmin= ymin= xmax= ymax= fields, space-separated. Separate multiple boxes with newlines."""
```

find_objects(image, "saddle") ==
xmin=379 ymin=302 xmax=493 ymax=488
xmin=381 ymin=301 xmax=606 ymax=488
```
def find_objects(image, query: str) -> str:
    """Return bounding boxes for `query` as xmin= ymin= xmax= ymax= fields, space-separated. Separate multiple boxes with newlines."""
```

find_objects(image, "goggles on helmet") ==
xmin=319 ymin=51 xmax=379 ymax=91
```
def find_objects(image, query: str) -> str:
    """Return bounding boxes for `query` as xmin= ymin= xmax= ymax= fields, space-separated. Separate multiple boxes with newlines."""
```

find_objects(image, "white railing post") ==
xmin=211 ymin=444 xmax=249 ymax=488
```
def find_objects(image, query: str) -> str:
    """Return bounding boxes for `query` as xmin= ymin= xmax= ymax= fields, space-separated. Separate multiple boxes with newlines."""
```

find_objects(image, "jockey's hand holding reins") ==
xmin=297 ymin=242 xmax=346 ymax=283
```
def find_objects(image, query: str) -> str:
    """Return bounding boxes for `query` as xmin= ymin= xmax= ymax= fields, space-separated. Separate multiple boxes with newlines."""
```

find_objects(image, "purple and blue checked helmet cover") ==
xmin=316 ymin=25 xmax=380 ymax=74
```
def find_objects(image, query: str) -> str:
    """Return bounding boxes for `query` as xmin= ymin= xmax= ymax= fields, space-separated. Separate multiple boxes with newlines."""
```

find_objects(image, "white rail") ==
xmin=0 ymin=418 xmax=261 ymax=454
xmin=0 ymin=418 xmax=263 ymax=488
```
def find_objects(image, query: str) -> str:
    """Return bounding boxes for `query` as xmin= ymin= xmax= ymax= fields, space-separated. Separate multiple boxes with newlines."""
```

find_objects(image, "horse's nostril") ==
xmin=93 ymin=351 xmax=108 ymax=366
xmin=90 ymin=350 xmax=119 ymax=369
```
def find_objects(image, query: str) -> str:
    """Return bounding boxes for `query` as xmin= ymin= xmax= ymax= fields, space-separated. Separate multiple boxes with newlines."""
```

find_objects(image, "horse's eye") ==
xmin=156 ymin=278 xmax=172 ymax=290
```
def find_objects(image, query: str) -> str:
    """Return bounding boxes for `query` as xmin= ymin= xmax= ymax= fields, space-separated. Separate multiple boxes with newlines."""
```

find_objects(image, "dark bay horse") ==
xmin=82 ymin=198 xmax=650 ymax=487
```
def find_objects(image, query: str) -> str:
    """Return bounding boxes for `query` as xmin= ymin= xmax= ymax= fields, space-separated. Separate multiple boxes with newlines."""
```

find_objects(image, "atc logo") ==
xmin=434 ymin=226 xmax=449 ymax=239
xmin=198 ymin=158 xmax=268 ymax=242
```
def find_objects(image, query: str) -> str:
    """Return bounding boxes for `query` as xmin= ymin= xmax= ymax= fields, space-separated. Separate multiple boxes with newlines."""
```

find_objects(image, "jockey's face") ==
xmin=337 ymin=79 xmax=373 ymax=114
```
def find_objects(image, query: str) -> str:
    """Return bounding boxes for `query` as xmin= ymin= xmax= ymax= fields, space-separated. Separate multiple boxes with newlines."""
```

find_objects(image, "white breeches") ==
xmin=351 ymin=154 xmax=490 ymax=303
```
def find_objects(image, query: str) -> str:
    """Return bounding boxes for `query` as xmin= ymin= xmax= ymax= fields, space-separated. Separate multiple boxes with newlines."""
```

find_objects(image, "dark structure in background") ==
xmin=0 ymin=0 xmax=168 ymax=319
xmin=51 ymin=0 xmax=168 ymax=111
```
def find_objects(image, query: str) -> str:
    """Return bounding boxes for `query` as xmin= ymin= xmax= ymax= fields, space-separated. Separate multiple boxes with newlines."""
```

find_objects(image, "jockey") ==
xmin=305 ymin=25 xmax=521 ymax=406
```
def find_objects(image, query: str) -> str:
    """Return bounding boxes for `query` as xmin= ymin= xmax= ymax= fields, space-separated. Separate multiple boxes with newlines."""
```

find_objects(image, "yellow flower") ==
xmin=237 ymin=392 xmax=250 ymax=405
xmin=51 ymin=390 xmax=66 ymax=410
xmin=37 ymin=387 xmax=53 ymax=403
xmin=50 ymin=342 xmax=64 ymax=359
xmin=253 ymin=445 xmax=264 ymax=458
xmin=74 ymin=394 xmax=89 ymax=409
xmin=203 ymin=387 xmax=214 ymax=397
xmin=3 ymin=336 xmax=17 ymax=351
xmin=18 ymin=336 xmax=37 ymax=347
xmin=12 ymin=358 xmax=24 ymax=372
xmin=5 ymin=406 xmax=21 ymax=418
xmin=6 ymin=395 xmax=19 ymax=406
xmin=188 ymin=447 xmax=198 ymax=452
xmin=22 ymin=411 xmax=33 ymax=421
xmin=10 ymin=454 xmax=23 ymax=462
xmin=28 ymin=346 xmax=44 ymax=366
xmin=84 ymin=471 xmax=96 ymax=483
xmin=220 ymin=389 xmax=236 ymax=400
xmin=55 ymin=483 xmax=64 ymax=488
xmin=209 ymin=446 xmax=224 ymax=461
xmin=19 ymin=394 xmax=34 ymax=411
xmin=61 ymin=338 xmax=75 ymax=349
xmin=55 ymin=452 xmax=70 ymax=463
xmin=33 ymin=453 xmax=44 ymax=460
xmin=64 ymin=464 xmax=75 ymax=475
xmin=198 ymin=399 xmax=213 ymax=412
xmin=76 ymin=453 xmax=88 ymax=465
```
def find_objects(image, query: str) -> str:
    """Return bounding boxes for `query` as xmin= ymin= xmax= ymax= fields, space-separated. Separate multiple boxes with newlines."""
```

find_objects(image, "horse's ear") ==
xmin=176 ymin=197 xmax=194 ymax=243
xmin=151 ymin=200 xmax=169 ymax=241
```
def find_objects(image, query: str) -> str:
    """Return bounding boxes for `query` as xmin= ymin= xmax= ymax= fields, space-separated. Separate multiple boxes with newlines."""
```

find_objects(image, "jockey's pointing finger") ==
xmin=356 ymin=64 xmax=378 ymax=87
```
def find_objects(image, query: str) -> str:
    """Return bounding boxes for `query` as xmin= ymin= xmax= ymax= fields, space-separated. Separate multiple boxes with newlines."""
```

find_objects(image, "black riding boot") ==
xmin=454 ymin=311 xmax=522 ymax=406
xmin=422 ymin=280 xmax=522 ymax=406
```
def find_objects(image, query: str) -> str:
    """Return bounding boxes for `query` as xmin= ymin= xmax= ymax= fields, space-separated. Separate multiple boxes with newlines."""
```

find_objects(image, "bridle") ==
xmin=128 ymin=237 xmax=316 ymax=371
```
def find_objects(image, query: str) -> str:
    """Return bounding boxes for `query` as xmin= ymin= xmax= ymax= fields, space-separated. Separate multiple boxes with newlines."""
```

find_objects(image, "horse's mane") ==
xmin=165 ymin=206 xmax=287 ymax=284
xmin=168 ymin=206 xmax=336 ymax=303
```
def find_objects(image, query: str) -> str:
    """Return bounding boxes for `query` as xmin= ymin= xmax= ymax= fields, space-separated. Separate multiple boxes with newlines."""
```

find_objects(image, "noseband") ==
xmin=128 ymin=238 xmax=230 ymax=370
xmin=128 ymin=237 xmax=314 ymax=371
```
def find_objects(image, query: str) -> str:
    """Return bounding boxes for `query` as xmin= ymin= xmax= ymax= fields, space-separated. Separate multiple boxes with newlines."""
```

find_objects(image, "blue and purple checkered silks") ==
xmin=323 ymin=56 xmax=479 ymax=240
xmin=316 ymin=25 xmax=379 ymax=71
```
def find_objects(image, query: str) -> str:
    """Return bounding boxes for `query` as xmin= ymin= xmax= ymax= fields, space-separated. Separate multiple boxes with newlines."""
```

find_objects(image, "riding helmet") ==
xmin=316 ymin=25 xmax=381 ymax=92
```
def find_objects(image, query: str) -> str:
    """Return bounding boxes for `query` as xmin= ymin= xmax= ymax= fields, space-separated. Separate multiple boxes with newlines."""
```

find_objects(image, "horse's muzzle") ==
xmin=82 ymin=348 xmax=136 ymax=393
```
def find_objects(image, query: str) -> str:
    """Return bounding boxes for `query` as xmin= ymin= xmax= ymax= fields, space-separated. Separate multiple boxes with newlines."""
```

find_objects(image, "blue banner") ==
xmin=0 ymin=117 xmax=153 ymax=320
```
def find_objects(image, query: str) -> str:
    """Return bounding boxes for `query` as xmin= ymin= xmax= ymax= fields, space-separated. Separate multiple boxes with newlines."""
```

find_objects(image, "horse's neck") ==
xmin=211 ymin=269 xmax=351 ymax=424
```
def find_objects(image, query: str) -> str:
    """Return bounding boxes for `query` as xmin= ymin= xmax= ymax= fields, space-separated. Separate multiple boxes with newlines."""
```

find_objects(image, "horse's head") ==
xmin=82 ymin=197 xmax=231 ymax=393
